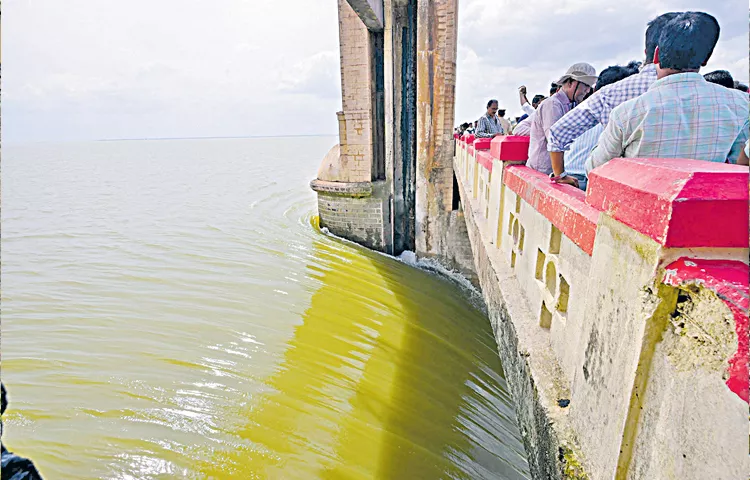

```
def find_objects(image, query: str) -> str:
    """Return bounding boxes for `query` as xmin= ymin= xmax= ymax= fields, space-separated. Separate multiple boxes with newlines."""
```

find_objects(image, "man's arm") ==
xmin=727 ymin=120 xmax=750 ymax=164
xmin=585 ymin=110 xmax=627 ymax=174
xmin=521 ymin=103 xmax=536 ymax=117
xmin=548 ymin=91 xmax=609 ymax=152
xmin=518 ymin=86 xmax=529 ymax=107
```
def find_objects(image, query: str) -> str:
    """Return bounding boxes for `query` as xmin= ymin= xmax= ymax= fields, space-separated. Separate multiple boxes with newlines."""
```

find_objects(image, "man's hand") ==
xmin=493 ymin=132 xmax=504 ymax=137
xmin=519 ymin=86 xmax=527 ymax=95
xmin=550 ymin=175 xmax=579 ymax=188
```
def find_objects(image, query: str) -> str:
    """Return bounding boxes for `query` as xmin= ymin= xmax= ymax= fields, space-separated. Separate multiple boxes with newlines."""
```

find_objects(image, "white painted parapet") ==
xmin=454 ymin=136 xmax=749 ymax=479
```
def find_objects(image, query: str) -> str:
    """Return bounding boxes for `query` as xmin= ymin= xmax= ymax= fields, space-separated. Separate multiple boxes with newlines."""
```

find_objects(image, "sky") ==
xmin=3 ymin=0 xmax=748 ymax=143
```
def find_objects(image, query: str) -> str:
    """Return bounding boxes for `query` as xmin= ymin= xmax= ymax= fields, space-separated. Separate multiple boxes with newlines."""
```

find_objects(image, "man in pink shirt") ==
xmin=528 ymin=63 xmax=597 ymax=175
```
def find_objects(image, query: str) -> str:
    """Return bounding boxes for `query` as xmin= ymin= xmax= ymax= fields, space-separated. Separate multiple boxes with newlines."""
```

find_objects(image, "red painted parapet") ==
xmin=476 ymin=150 xmax=493 ymax=172
xmin=474 ymin=137 xmax=492 ymax=150
xmin=504 ymin=165 xmax=600 ymax=255
xmin=587 ymin=158 xmax=749 ymax=248
xmin=663 ymin=258 xmax=749 ymax=403
xmin=490 ymin=135 xmax=530 ymax=162
xmin=463 ymin=133 xmax=475 ymax=143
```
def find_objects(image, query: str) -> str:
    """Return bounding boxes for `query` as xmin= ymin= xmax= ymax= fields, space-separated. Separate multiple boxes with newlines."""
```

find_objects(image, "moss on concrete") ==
xmin=559 ymin=445 xmax=589 ymax=479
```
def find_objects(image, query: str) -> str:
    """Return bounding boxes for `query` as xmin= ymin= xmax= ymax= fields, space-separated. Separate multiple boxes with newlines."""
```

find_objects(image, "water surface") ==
xmin=2 ymin=137 xmax=529 ymax=479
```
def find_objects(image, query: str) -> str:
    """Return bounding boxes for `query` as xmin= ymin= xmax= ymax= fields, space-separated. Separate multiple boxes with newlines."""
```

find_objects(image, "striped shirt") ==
xmin=476 ymin=113 xmax=505 ymax=137
xmin=566 ymin=124 xmax=603 ymax=176
xmin=549 ymin=63 xmax=657 ymax=152
xmin=586 ymin=73 xmax=750 ymax=173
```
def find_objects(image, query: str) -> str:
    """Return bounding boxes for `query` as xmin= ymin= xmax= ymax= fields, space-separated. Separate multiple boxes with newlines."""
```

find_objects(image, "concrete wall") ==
xmin=454 ymin=134 xmax=749 ymax=479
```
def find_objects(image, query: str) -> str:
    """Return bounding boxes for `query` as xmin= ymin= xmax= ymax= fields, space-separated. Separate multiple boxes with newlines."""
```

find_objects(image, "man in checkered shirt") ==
xmin=586 ymin=12 xmax=749 ymax=173
xmin=547 ymin=12 xmax=679 ymax=181
xmin=475 ymin=99 xmax=506 ymax=138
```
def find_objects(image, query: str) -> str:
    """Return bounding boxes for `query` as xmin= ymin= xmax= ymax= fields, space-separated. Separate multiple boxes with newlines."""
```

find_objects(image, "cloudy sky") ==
xmin=4 ymin=0 xmax=747 ymax=143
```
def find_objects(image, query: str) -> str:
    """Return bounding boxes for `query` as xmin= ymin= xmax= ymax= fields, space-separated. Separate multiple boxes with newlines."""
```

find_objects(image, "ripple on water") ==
xmin=2 ymin=138 xmax=529 ymax=479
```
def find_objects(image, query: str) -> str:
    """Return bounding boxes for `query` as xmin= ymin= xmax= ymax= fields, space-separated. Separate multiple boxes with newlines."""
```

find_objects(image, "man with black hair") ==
xmin=1 ymin=383 xmax=44 ymax=479
xmin=547 ymin=12 xmax=681 ymax=170
xmin=475 ymin=99 xmax=506 ymax=138
xmin=587 ymin=12 xmax=749 ymax=171
xmin=553 ymin=63 xmax=641 ymax=189
xmin=704 ymin=70 xmax=734 ymax=88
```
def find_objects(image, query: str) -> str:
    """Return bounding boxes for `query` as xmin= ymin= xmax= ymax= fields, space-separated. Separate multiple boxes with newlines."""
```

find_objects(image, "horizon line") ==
xmin=96 ymin=133 xmax=338 ymax=142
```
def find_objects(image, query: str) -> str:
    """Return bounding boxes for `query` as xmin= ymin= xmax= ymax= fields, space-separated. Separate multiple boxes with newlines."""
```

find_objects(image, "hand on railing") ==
xmin=549 ymin=173 xmax=579 ymax=188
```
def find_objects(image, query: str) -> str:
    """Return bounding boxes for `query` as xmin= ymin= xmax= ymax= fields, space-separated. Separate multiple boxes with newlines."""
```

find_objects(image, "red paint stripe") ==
xmin=468 ymin=145 xmax=474 ymax=156
xmin=587 ymin=158 xmax=749 ymax=248
xmin=504 ymin=165 xmax=600 ymax=255
xmin=477 ymin=151 xmax=493 ymax=172
xmin=663 ymin=258 xmax=749 ymax=403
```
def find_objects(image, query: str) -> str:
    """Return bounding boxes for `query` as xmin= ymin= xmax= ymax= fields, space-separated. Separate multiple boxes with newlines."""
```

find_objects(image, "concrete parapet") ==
xmin=455 ymin=138 xmax=749 ymax=479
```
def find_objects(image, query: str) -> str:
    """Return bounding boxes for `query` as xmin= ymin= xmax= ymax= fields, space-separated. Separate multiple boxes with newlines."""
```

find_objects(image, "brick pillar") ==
xmin=337 ymin=0 xmax=376 ymax=183
xmin=414 ymin=0 xmax=458 ymax=256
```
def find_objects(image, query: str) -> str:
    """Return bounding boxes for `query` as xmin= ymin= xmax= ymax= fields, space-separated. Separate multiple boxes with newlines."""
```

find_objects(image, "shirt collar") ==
xmin=552 ymin=89 xmax=573 ymax=107
xmin=649 ymin=72 xmax=704 ymax=90
xmin=639 ymin=63 xmax=657 ymax=74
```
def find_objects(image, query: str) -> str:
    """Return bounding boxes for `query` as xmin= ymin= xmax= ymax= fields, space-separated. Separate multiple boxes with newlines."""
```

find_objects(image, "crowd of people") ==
xmin=456 ymin=11 xmax=750 ymax=191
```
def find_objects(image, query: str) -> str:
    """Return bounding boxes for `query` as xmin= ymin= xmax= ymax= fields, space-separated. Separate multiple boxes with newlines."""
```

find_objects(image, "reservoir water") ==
xmin=1 ymin=137 xmax=530 ymax=479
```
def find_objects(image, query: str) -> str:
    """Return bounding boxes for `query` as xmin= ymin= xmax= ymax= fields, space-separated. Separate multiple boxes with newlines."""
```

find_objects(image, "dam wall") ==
xmin=454 ymin=134 xmax=749 ymax=479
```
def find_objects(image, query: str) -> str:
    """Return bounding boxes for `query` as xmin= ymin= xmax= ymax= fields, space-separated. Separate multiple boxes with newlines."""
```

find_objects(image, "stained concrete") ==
xmin=454 ymin=159 xmax=583 ymax=480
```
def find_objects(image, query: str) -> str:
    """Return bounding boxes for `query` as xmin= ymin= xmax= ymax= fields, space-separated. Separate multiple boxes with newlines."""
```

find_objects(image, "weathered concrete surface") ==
xmin=569 ymin=215 xmax=675 ymax=480
xmin=316 ymin=144 xmax=343 ymax=182
xmin=455 ymin=158 xmax=583 ymax=480
xmin=345 ymin=0 xmax=385 ymax=31
xmin=626 ymin=288 xmax=748 ymax=480
xmin=383 ymin=0 xmax=417 ymax=254
xmin=415 ymin=0 xmax=459 ymax=263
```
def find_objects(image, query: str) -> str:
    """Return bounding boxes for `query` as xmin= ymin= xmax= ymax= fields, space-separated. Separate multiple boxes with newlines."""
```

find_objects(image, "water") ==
xmin=1 ymin=137 xmax=530 ymax=479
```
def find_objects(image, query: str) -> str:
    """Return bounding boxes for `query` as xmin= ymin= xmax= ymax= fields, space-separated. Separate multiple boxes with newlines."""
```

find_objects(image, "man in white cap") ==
xmin=527 ymin=62 xmax=597 ymax=175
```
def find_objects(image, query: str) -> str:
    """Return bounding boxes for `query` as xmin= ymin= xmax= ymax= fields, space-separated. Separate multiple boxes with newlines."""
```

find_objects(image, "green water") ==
xmin=1 ymin=137 xmax=530 ymax=479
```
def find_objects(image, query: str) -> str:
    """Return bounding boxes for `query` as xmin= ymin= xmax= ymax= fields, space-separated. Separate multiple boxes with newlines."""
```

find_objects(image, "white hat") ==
xmin=556 ymin=62 xmax=598 ymax=88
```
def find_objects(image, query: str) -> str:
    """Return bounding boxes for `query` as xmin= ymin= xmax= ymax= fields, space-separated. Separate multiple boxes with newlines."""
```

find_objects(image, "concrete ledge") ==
xmin=310 ymin=178 xmax=373 ymax=198
xmin=454 ymin=158 xmax=585 ymax=480
xmin=587 ymin=158 xmax=749 ymax=248
xmin=503 ymin=166 xmax=600 ymax=255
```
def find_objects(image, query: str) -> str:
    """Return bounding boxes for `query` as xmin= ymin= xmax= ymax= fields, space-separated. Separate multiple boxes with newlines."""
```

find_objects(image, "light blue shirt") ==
xmin=587 ymin=73 xmax=749 ymax=173
xmin=565 ymin=124 xmax=602 ymax=177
